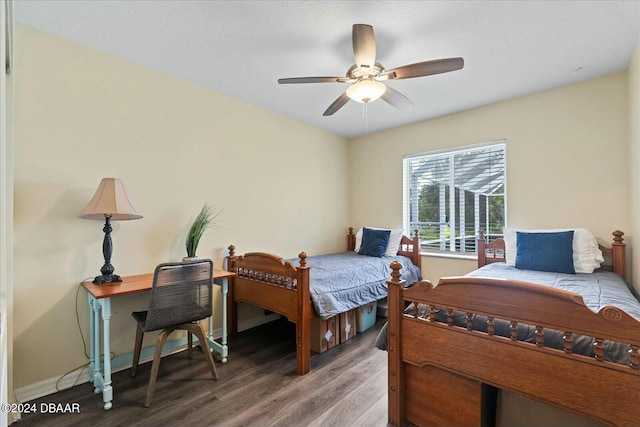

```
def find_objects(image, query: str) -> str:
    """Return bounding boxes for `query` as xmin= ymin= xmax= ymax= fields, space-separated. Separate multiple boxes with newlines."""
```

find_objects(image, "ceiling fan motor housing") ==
xmin=347 ymin=62 xmax=385 ymax=80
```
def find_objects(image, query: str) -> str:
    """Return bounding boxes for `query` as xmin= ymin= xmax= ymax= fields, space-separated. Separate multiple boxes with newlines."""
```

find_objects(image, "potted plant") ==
xmin=184 ymin=203 xmax=220 ymax=261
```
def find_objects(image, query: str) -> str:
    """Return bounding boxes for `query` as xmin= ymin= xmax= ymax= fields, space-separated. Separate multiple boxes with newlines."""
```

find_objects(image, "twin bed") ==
xmin=226 ymin=227 xmax=422 ymax=375
xmin=384 ymin=229 xmax=640 ymax=426
xmin=226 ymin=225 xmax=640 ymax=425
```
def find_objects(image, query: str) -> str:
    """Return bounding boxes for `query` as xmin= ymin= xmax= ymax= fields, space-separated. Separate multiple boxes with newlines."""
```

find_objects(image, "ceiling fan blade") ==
xmin=323 ymin=92 xmax=351 ymax=116
xmin=381 ymin=57 xmax=464 ymax=80
xmin=352 ymin=24 xmax=376 ymax=73
xmin=381 ymin=86 xmax=414 ymax=111
xmin=278 ymin=76 xmax=350 ymax=84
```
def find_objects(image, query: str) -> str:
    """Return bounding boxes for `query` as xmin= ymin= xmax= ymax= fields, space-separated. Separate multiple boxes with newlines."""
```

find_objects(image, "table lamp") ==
xmin=80 ymin=178 xmax=143 ymax=284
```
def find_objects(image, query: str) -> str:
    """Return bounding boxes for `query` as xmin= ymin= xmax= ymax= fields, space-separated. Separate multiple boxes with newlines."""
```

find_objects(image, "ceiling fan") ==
xmin=278 ymin=24 xmax=464 ymax=116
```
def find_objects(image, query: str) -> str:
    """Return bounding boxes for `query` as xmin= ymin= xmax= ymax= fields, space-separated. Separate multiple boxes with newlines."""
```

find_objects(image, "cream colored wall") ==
xmin=417 ymin=257 xmax=477 ymax=286
xmin=630 ymin=36 xmax=640 ymax=296
xmin=350 ymin=72 xmax=630 ymax=285
xmin=12 ymin=24 xmax=349 ymax=389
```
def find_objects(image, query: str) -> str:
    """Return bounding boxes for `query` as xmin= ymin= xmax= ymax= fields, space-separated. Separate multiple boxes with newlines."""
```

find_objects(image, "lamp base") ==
xmin=93 ymin=274 xmax=122 ymax=285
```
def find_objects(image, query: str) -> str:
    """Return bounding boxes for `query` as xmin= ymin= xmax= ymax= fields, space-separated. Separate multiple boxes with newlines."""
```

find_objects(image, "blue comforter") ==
xmin=467 ymin=263 xmax=640 ymax=321
xmin=291 ymin=251 xmax=421 ymax=319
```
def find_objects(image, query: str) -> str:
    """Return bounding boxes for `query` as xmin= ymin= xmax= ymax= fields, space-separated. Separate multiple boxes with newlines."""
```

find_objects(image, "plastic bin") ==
xmin=356 ymin=302 xmax=377 ymax=333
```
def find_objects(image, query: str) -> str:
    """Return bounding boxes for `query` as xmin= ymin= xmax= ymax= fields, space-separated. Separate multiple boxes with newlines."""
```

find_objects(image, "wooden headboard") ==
xmin=347 ymin=227 xmax=421 ymax=267
xmin=477 ymin=230 xmax=626 ymax=279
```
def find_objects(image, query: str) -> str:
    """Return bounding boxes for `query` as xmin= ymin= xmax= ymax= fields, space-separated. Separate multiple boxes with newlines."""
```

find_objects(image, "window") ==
xmin=403 ymin=141 xmax=506 ymax=255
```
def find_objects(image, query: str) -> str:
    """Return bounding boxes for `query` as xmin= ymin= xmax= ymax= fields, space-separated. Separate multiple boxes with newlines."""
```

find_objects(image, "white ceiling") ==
xmin=13 ymin=0 xmax=640 ymax=138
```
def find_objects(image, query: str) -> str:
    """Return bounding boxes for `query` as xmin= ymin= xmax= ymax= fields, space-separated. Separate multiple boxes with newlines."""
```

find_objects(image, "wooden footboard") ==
xmin=226 ymin=248 xmax=312 ymax=374
xmin=227 ymin=227 xmax=421 ymax=376
xmin=387 ymin=264 xmax=640 ymax=426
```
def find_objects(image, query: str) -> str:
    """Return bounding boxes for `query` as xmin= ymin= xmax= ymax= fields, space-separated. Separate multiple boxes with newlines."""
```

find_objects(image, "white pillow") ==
xmin=355 ymin=227 xmax=404 ymax=257
xmin=503 ymin=228 xmax=604 ymax=274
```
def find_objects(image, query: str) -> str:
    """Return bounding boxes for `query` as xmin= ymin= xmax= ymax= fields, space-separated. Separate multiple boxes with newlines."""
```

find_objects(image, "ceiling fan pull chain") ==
xmin=364 ymin=102 xmax=368 ymax=135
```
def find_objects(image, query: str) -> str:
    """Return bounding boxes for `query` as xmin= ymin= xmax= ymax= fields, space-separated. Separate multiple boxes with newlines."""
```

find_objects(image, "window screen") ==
xmin=403 ymin=141 xmax=506 ymax=254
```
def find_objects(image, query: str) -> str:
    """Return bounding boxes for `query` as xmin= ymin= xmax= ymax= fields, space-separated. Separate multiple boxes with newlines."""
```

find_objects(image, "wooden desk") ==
xmin=82 ymin=269 xmax=236 ymax=410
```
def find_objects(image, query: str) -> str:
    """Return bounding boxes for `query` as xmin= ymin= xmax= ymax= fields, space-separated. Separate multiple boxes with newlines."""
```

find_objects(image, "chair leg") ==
xmin=131 ymin=323 xmax=145 ymax=377
xmin=182 ymin=323 xmax=217 ymax=379
xmin=187 ymin=332 xmax=193 ymax=359
xmin=145 ymin=327 xmax=174 ymax=408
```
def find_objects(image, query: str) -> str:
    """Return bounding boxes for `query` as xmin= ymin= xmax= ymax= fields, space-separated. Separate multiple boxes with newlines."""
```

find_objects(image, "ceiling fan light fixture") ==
xmin=278 ymin=24 xmax=464 ymax=116
xmin=346 ymin=79 xmax=386 ymax=103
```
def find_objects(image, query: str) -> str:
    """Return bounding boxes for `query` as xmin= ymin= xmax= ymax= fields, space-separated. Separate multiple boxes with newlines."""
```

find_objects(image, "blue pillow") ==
xmin=515 ymin=231 xmax=575 ymax=274
xmin=358 ymin=228 xmax=391 ymax=257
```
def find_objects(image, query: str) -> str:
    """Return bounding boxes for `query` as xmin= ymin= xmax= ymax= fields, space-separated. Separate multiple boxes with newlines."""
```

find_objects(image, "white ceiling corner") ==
xmin=12 ymin=0 xmax=640 ymax=138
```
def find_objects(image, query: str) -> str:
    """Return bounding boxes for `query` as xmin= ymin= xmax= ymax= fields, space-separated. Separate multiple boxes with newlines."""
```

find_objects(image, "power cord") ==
xmin=54 ymin=278 xmax=115 ymax=392
xmin=76 ymin=279 xmax=91 ymax=359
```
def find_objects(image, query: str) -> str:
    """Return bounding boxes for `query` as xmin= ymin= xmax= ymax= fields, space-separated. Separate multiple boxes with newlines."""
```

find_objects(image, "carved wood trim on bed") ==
xmin=398 ymin=229 xmax=421 ymax=268
xmin=387 ymin=230 xmax=640 ymax=427
xmin=226 ymin=247 xmax=312 ymax=374
xmin=227 ymin=227 xmax=421 ymax=375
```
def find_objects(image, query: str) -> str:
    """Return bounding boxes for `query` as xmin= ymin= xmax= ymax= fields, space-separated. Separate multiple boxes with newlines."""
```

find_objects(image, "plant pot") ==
xmin=182 ymin=256 xmax=199 ymax=263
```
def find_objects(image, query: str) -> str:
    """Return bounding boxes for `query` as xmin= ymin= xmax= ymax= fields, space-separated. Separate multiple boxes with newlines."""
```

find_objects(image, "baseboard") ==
xmin=14 ymin=314 xmax=281 ymax=404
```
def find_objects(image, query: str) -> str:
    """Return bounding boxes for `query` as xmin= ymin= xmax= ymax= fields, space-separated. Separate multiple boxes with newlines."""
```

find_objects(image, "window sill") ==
xmin=420 ymin=251 xmax=478 ymax=261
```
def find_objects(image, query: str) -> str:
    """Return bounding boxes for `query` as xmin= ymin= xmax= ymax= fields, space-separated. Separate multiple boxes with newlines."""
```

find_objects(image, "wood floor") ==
xmin=18 ymin=317 xmax=390 ymax=427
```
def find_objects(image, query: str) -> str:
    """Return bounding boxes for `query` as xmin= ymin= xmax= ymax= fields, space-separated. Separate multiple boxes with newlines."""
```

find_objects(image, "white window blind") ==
xmin=403 ymin=141 xmax=506 ymax=254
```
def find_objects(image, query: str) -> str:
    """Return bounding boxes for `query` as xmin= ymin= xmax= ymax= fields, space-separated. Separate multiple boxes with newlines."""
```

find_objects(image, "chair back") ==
xmin=144 ymin=259 xmax=213 ymax=332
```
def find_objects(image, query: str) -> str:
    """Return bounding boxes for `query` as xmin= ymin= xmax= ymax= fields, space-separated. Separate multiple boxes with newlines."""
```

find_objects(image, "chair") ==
xmin=130 ymin=259 xmax=218 ymax=407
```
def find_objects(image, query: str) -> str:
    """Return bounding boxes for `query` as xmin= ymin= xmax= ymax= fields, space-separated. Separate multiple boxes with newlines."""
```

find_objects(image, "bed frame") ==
xmin=227 ymin=227 xmax=421 ymax=375
xmin=387 ymin=230 xmax=640 ymax=426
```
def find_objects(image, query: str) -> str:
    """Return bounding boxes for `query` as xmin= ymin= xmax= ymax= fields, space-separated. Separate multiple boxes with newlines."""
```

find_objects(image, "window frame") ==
xmin=402 ymin=140 xmax=507 ymax=257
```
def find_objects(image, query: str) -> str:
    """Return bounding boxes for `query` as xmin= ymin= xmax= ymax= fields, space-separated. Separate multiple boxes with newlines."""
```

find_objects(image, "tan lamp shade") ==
xmin=80 ymin=178 xmax=143 ymax=220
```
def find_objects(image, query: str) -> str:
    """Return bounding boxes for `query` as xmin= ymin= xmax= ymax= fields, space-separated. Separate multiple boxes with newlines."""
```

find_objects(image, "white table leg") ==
xmin=91 ymin=296 xmax=102 ymax=395
xmin=88 ymin=297 xmax=114 ymax=410
xmin=208 ymin=278 xmax=228 ymax=363
xmin=87 ymin=295 xmax=97 ymax=391
xmin=100 ymin=298 xmax=113 ymax=410
xmin=220 ymin=278 xmax=228 ymax=363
